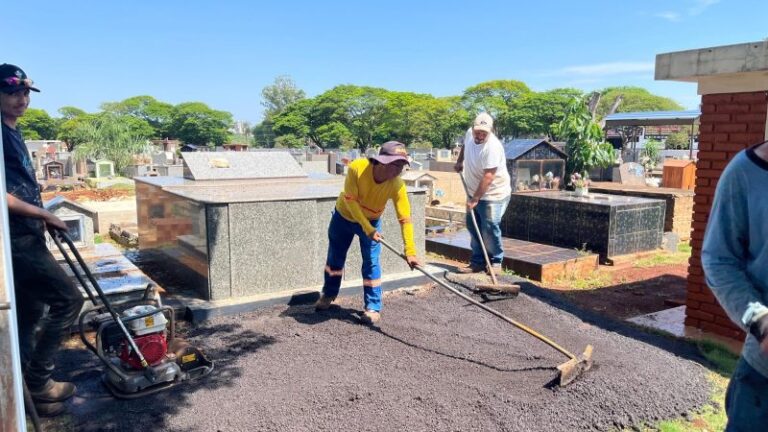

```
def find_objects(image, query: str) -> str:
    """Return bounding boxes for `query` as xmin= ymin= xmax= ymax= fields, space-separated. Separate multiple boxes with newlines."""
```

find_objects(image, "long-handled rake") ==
xmin=458 ymin=172 xmax=520 ymax=295
xmin=380 ymin=238 xmax=593 ymax=386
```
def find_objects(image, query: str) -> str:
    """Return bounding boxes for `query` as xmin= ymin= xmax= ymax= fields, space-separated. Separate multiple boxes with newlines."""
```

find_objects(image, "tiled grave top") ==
xmin=136 ymin=176 xmax=427 ymax=204
xmin=182 ymin=151 xmax=307 ymax=180
xmin=515 ymin=190 xmax=663 ymax=207
xmin=589 ymin=182 xmax=694 ymax=197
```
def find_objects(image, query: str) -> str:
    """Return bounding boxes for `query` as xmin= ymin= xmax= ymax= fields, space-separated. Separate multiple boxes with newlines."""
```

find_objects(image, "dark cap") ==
xmin=0 ymin=64 xmax=40 ymax=94
xmin=370 ymin=141 xmax=410 ymax=165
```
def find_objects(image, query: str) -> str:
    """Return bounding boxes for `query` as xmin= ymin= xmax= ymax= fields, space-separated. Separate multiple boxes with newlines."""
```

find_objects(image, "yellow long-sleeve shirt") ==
xmin=336 ymin=158 xmax=417 ymax=257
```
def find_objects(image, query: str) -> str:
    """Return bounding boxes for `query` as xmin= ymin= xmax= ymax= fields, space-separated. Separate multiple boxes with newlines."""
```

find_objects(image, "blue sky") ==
xmin=5 ymin=0 xmax=767 ymax=123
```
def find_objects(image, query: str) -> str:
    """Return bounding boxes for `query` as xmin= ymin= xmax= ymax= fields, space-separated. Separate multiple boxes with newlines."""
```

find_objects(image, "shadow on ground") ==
xmin=42 ymin=322 xmax=275 ymax=432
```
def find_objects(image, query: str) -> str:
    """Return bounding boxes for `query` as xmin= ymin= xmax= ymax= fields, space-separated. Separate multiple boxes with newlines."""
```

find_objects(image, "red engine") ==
xmin=119 ymin=332 xmax=168 ymax=369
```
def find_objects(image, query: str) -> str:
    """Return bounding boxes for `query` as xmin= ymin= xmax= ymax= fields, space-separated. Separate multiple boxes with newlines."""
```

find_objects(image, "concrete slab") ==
xmin=627 ymin=306 xmax=743 ymax=353
xmin=81 ymin=199 xmax=137 ymax=234
xmin=52 ymin=242 xmax=154 ymax=305
xmin=184 ymin=264 xmax=445 ymax=323
xmin=427 ymin=230 xmax=598 ymax=283
xmin=182 ymin=151 xmax=307 ymax=180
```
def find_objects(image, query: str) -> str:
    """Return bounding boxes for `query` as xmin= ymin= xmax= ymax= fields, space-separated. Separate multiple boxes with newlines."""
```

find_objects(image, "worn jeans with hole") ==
xmin=12 ymin=234 xmax=84 ymax=390
xmin=466 ymin=197 xmax=510 ymax=268
xmin=322 ymin=211 xmax=383 ymax=312
xmin=725 ymin=356 xmax=768 ymax=431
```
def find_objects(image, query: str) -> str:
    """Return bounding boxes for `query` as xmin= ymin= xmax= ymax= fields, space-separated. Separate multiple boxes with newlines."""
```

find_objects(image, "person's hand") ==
xmin=454 ymin=162 xmax=463 ymax=173
xmin=466 ymin=198 xmax=479 ymax=210
xmin=760 ymin=338 xmax=768 ymax=355
xmin=405 ymin=255 xmax=421 ymax=270
xmin=370 ymin=231 xmax=382 ymax=242
xmin=751 ymin=316 xmax=768 ymax=354
xmin=42 ymin=210 xmax=68 ymax=231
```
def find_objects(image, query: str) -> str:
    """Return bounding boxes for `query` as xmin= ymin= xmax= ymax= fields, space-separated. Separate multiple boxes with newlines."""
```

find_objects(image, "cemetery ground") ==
xmin=36 ymin=238 xmax=738 ymax=432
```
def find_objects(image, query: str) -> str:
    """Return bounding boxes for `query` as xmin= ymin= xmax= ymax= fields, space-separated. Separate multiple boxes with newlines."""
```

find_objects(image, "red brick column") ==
xmin=686 ymin=91 xmax=768 ymax=340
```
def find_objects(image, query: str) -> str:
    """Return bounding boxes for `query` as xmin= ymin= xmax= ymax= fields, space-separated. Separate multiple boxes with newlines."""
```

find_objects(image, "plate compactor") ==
xmin=50 ymin=229 xmax=213 ymax=399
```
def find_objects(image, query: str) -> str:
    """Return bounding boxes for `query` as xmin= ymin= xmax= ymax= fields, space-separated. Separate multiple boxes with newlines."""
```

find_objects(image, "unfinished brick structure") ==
xmin=687 ymin=91 xmax=767 ymax=339
xmin=657 ymin=41 xmax=768 ymax=341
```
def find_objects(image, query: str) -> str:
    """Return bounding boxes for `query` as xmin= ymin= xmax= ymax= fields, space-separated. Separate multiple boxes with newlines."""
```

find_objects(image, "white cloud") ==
xmin=689 ymin=0 xmax=720 ymax=16
xmin=653 ymin=0 xmax=719 ymax=22
xmin=656 ymin=11 xmax=681 ymax=21
xmin=555 ymin=62 xmax=655 ymax=77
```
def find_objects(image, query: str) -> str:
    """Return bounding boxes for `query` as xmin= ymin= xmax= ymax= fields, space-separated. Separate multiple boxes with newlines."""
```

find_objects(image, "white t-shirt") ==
xmin=462 ymin=128 xmax=512 ymax=201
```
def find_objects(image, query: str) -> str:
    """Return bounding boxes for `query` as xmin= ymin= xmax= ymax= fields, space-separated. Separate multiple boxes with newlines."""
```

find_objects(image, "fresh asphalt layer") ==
xmin=52 ymin=276 xmax=711 ymax=432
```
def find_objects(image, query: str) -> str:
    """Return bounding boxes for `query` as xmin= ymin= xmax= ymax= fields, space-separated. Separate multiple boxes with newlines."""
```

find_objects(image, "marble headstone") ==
xmin=615 ymin=162 xmax=646 ymax=186
xmin=182 ymin=151 xmax=308 ymax=180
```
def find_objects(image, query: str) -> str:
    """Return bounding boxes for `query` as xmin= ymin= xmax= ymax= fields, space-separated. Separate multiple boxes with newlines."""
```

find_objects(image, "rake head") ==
xmin=555 ymin=345 xmax=594 ymax=387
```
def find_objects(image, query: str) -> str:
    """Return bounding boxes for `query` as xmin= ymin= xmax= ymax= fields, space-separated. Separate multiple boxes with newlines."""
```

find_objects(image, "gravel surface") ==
xmin=54 ymin=277 xmax=711 ymax=432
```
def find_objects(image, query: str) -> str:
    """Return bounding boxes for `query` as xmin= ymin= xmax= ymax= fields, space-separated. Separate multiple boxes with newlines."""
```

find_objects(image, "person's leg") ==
xmin=12 ymin=235 xmax=83 ymax=395
xmin=358 ymin=219 xmax=383 ymax=313
xmin=465 ymin=207 xmax=485 ymax=269
xmin=321 ymin=211 xmax=355 ymax=299
xmin=482 ymin=196 xmax=509 ymax=265
xmin=725 ymin=357 xmax=768 ymax=431
xmin=13 ymin=279 xmax=45 ymax=369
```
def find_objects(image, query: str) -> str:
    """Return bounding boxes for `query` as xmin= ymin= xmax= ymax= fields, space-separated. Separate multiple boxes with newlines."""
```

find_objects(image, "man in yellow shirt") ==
xmin=316 ymin=141 xmax=421 ymax=325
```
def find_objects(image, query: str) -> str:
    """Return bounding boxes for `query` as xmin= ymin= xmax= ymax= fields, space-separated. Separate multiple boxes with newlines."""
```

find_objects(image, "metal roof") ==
xmin=501 ymin=139 xmax=566 ymax=160
xmin=603 ymin=110 xmax=700 ymax=127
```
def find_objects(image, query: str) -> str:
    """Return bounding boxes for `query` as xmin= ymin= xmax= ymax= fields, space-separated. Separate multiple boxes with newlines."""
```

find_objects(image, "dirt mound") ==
xmin=41 ymin=188 xmax=134 ymax=203
xmin=57 ymin=281 xmax=710 ymax=432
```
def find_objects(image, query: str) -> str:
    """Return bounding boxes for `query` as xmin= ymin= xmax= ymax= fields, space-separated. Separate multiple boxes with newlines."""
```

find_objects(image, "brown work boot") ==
xmin=28 ymin=380 xmax=76 ymax=403
xmin=314 ymin=294 xmax=336 ymax=311
xmin=455 ymin=264 xmax=485 ymax=274
xmin=360 ymin=310 xmax=381 ymax=325
xmin=31 ymin=401 xmax=66 ymax=418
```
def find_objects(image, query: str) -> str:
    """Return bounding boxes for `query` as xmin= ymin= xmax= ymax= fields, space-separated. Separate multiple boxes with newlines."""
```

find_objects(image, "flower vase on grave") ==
xmin=574 ymin=186 xmax=589 ymax=197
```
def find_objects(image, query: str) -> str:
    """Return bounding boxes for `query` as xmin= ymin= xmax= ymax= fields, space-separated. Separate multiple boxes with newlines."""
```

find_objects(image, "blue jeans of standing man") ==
xmin=322 ymin=211 xmax=383 ymax=312
xmin=725 ymin=356 xmax=768 ymax=431
xmin=466 ymin=197 xmax=510 ymax=268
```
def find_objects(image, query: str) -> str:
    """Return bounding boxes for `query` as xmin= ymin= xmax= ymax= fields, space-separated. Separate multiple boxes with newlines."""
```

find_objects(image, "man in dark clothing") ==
xmin=1 ymin=63 xmax=83 ymax=417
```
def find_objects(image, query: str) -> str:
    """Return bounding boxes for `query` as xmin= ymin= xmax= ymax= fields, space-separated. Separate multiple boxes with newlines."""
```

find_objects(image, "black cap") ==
xmin=0 ymin=64 xmax=40 ymax=94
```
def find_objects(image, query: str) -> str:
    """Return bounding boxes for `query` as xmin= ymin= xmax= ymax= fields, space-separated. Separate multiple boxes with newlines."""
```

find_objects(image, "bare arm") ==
xmin=6 ymin=193 xmax=67 ymax=230
xmin=453 ymin=146 xmax=465 ymax=172
xmin=468 ymin=168 xmax=497 ymax=209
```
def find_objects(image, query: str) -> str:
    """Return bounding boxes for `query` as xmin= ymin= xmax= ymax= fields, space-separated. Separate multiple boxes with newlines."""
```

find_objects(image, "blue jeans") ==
xmin=725 ymin=357 xmax=768 ymax=431
xmin=322 ymin=211 xmax=383 ymax=312
xmin=466 ymin=197 xmax=510 ymax=268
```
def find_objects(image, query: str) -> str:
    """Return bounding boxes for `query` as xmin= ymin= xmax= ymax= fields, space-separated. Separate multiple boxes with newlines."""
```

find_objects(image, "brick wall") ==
xmin=686 ymin=91 xmax=768 ymax=340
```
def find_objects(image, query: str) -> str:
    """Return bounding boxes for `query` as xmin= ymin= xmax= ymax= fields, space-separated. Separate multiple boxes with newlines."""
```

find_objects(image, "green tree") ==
xmin=553 ymin=97 xmax=615 ymax=179
xmin=419 ymin=96 xmax=469 ymax=149
xmin=58 ymin=106 xmax=87 ymax=120
xmin=501 ymin=88 xmax=583 ymax=138
xmin=595 ymin=86 xmax=684 ymax=119
xmin=665 ymin=131 xmax=691 ymax=150
xmin=274 ymin=133 xmax=305 ymax=148
xmin=101 ymin=95 xmax=174 ymax=138
xmin=58 ymin=113 xmax=97 ymax=150
xmin=18 ymin=108 xmax=57 ymax=140
xmin=261 ymin=75 xmax=306 ymax=119
xmin=72 ymin=114 xmax=151 ymax=174
xmin=252 ymin=120 xmax=276 ymax=148
xmin=169 ymin=102 xmax=233 ymax=146
xmin=641 ymin=139 xmax=662 ymax=172
xmin=461 ymin=80 xmax=531 ymax=119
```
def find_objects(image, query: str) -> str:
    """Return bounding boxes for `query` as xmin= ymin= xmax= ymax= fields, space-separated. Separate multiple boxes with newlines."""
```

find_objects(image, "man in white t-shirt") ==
xmin=454 ymin=112 xmax=512 ymax=273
